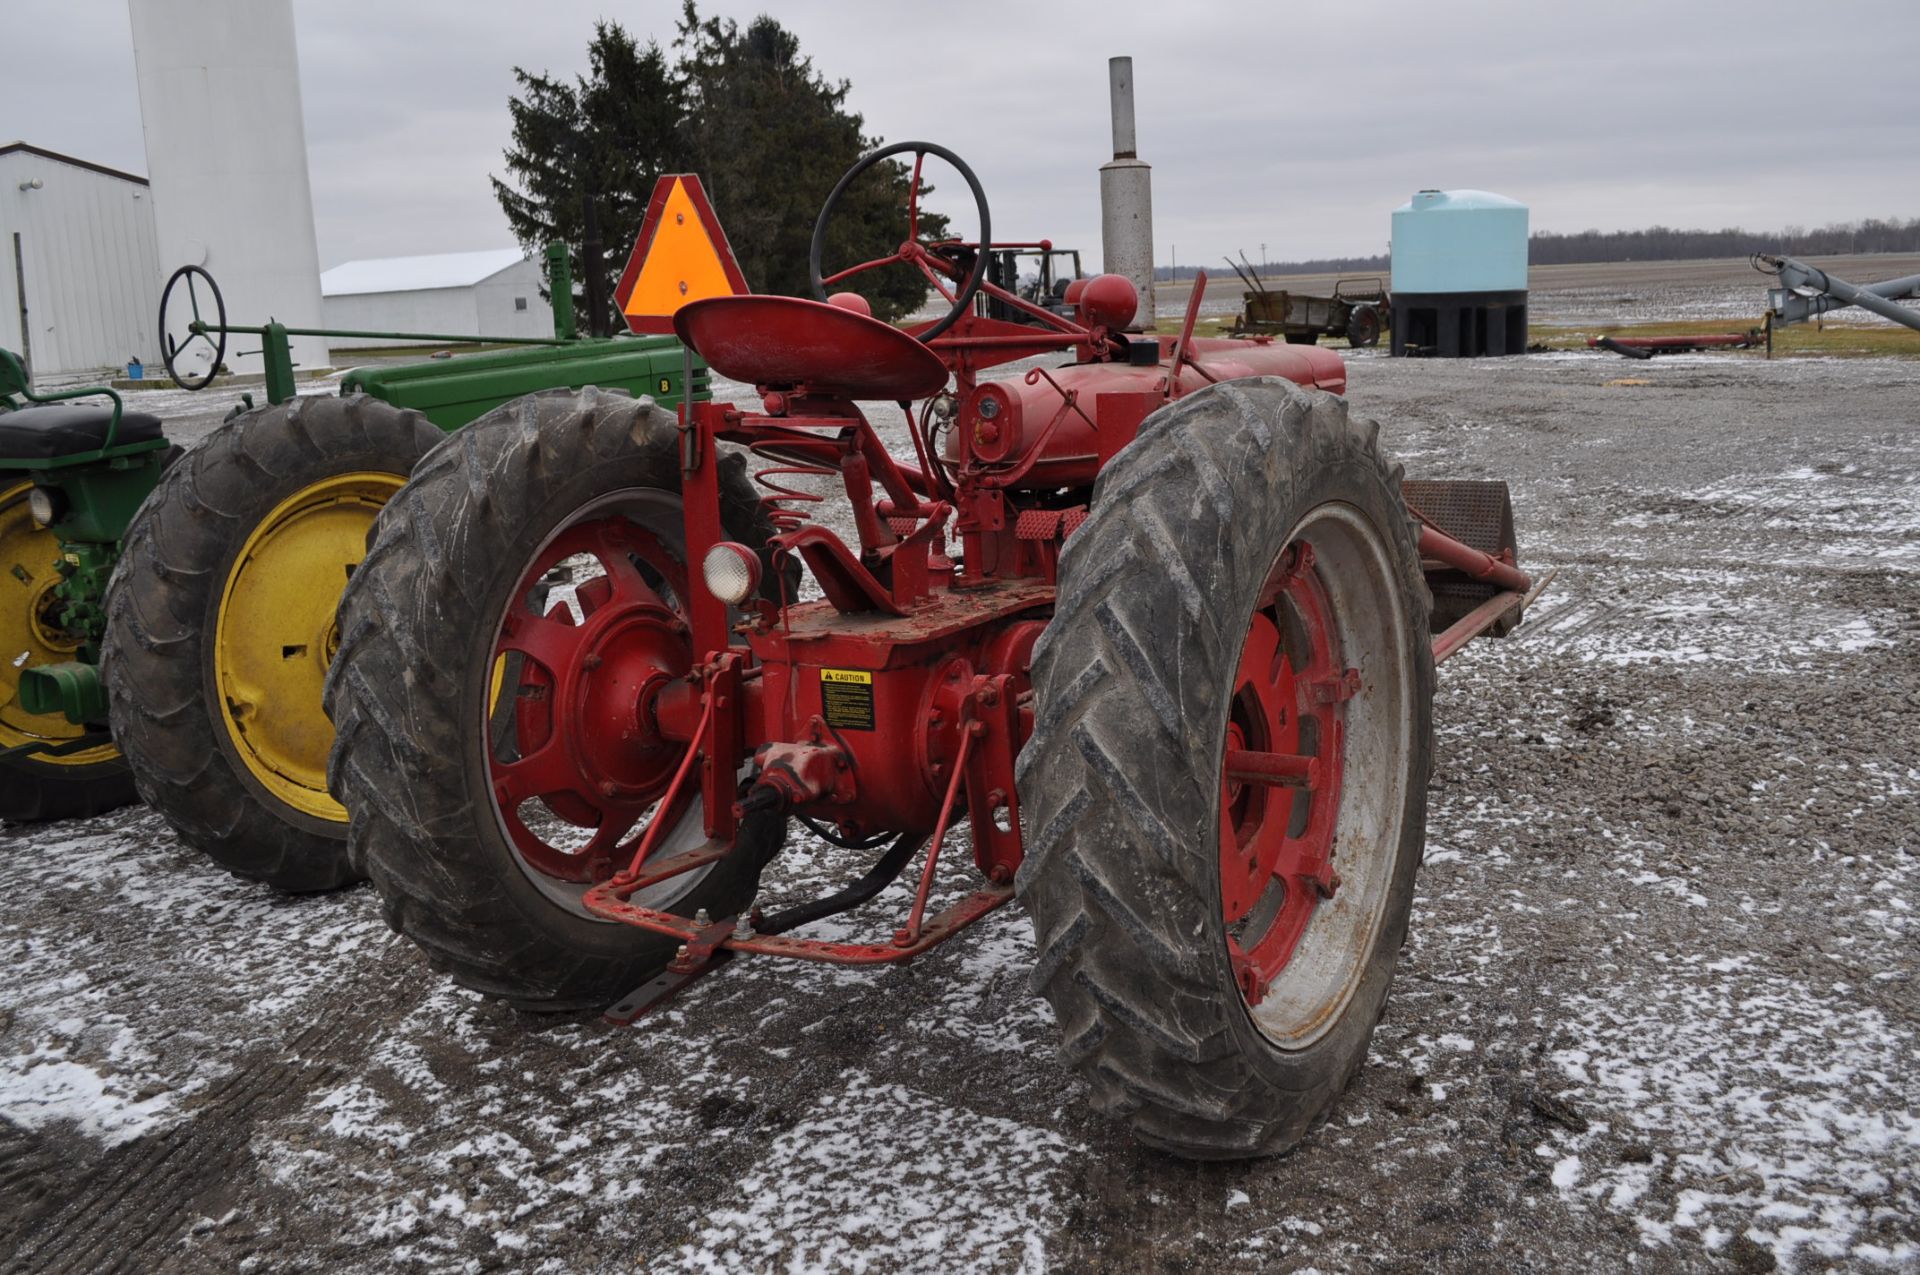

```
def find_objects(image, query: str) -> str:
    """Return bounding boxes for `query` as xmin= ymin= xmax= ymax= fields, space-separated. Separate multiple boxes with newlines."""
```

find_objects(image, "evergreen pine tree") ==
xmin=491 ymin=23 xmax=689 ymax=335
xmin=674 ymin=4 xmax=951 ymax=322
xmin=491 ymin=8 xmax=950 ymax=330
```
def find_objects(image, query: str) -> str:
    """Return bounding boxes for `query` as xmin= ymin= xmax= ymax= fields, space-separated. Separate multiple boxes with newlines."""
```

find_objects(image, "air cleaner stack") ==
xmin=1099 ymin=57 xmax=1155 ymax=329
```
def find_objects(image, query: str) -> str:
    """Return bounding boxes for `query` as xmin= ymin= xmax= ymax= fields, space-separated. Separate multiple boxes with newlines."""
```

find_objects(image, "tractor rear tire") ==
xmin=102 ymin=395 xmax=443 ymax=891
xmin=326 ymin=388 xmax=789 ymax=1010
xmin=0 ymin=750 xmax=134 ymax=824
xmin=1017 ymin=378 xmax=1434 ymax=1159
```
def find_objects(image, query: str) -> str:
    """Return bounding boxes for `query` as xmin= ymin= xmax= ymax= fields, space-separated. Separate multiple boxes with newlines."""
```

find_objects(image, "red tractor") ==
xmin=326 ymin=143 xmax=1531 ymax=1159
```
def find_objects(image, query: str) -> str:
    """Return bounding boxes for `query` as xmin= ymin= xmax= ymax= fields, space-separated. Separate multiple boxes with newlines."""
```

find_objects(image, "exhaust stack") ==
xmin=1099 ymin=56 xmax=1156 ymax=329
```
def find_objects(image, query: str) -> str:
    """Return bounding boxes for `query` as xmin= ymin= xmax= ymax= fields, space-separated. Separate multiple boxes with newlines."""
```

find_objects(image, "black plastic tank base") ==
xmin=1390 ymin=290 xmax=1528 ymax=357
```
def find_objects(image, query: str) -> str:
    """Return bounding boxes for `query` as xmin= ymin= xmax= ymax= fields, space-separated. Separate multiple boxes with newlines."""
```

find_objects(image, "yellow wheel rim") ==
xmin=0 ymin=482 xmax=119 ymax=766
xmin=213 ymin=472 xmax=404 ymax=821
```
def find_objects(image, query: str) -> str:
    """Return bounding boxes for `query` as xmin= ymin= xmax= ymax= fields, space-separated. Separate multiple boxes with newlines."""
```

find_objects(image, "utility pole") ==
xmin=1261 ymin=242 xmax=1267 ymax=276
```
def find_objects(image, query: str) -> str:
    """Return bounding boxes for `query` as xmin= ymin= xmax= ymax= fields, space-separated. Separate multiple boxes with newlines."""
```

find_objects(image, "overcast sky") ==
xmin=7 ymin=0 xmax=1917 ymax=271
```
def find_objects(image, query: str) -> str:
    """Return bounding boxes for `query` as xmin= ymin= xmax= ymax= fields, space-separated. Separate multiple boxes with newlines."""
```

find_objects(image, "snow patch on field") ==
xmin=254 ymin=982 xmax=707 ymax=1260
xmin=0 ymin=813 xmax=386 ymax=1150
xmin=1516 ymin=561 xmax=1902 ymax=673
xmin=652 ymin=1073 xmax=1076 ymax=1274
xmin=1543 ymin=971 xmax=1920 ymax=1271
xmin=0 ymin=1042 xmax=180 ymax=1145
xmin=926 ymin=915 xmax=1057 ymax=1055
xmin=1610 ymin=466 xmax=1920 ymax=567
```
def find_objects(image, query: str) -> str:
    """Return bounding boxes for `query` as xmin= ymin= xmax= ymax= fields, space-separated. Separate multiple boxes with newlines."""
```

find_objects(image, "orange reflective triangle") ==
xmin=613 ymin=175 xmax=749 ymax=334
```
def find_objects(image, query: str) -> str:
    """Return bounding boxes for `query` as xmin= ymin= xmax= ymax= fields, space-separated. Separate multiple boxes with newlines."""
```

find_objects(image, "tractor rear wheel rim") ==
xmin=0 ymin=483 xmax=118 ymax=765
xmin=483 ymin=489 xmax=714 ymax=919
xmin=214 ymin=472 xmax=403 ymax=820
xmin=1222 ymin=502 xmax=1413 ymax=1049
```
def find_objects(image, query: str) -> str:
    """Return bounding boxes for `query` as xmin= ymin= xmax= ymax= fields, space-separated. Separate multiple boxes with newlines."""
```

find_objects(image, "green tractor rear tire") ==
xmin=0 ymin=481 xmax=136 ymax=822
xmin=102 ymin=394 xmax=442 ymax=890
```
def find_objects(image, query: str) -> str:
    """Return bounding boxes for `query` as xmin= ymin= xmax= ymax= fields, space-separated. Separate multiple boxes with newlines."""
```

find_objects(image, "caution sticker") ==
xmin=819 ymin=668 xmax=875 ymax=731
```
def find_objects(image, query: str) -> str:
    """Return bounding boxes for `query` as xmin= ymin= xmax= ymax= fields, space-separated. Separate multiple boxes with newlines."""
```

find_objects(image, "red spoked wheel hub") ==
xmin=1221 ymin=541 xmax=1358 ymax=1008
xmin=488 ymin=513 xmax=694 ymax=885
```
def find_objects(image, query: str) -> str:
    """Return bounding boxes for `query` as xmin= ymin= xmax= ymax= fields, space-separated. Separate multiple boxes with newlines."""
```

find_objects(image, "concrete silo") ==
xmin=127 ymin=0 xmax=328 ymax=379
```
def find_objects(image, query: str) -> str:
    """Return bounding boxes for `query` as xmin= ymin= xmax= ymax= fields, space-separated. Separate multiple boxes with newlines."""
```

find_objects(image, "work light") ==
xmin=27 ymin=486 xmax=61 ymax=527
xmin=700 ymin=542 xmax=761 ymax=606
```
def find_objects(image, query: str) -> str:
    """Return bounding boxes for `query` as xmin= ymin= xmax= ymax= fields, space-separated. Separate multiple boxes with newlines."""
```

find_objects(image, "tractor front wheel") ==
xmin=1017 ymin=378 xmax=1434 ymax=1159
xmin=326 ymin=388 xmax=789 ymax=1009
xmin=102 ymin=395 xmax=443 ymax=890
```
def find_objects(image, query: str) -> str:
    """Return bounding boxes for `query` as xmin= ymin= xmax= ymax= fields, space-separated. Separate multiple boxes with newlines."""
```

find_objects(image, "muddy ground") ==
xmin=1 ymin=346 xmax=1916 ymax=1274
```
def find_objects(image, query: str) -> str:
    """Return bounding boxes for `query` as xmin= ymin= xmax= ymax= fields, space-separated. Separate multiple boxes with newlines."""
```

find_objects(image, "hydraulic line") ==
xmin=757 ymin=832 xmax=923 ymax=935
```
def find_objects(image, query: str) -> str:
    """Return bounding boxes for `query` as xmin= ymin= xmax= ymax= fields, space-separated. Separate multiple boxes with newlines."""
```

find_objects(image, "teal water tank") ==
xmin=1390 ymin=190 xmax=1528 ymax=296
xmin=1390 ymin=189 xmax=1530 ymax=357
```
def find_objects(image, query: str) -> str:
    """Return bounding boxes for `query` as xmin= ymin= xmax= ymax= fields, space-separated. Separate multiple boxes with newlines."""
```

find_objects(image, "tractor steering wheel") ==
xmin=809 ymin=141 xmax=991 ymax=343
xmin=158 ymin=265 xmax=228 ymax=391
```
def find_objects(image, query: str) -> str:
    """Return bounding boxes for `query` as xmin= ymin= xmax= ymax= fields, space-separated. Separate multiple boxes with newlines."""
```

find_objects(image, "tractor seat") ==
xmin=0 ymin=404 xmax=164 ymax=458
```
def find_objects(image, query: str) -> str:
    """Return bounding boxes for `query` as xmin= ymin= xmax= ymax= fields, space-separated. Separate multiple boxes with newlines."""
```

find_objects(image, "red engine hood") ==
xmin=951 ymin=337 xmax=1348 ymax=489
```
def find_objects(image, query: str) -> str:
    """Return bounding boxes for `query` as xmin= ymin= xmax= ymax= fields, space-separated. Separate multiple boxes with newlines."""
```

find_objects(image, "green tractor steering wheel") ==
xmin=158 ymin=265 xmax=228 ymax=391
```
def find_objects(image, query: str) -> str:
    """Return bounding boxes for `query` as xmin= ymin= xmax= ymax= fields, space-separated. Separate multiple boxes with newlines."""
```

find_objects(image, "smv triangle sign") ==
xmin=613 ymin=174 xmax=750 ymax=334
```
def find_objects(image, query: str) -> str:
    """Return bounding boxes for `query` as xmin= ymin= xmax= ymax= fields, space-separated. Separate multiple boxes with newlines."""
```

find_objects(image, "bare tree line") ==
xmin=1528 ymin=217 xmax=1920 ymax=265
xmin=1154 ymin=216 xmax=1920 ymax=281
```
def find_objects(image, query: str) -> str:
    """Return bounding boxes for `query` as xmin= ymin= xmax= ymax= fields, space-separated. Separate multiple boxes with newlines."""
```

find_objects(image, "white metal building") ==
xmin=1 ymin=143 xmax=163 ymax=378
xmin=319 ymin=250 xmax=553 ymax=350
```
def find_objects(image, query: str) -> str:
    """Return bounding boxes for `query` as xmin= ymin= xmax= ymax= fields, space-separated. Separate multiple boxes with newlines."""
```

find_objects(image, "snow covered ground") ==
xmin=1 ymin=347 xmax=1916 ymax=1273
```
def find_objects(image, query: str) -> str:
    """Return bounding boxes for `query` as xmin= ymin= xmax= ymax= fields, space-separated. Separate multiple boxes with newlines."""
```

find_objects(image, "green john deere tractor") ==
xmin=0 ymin=350 xmax=167 ymax=818
xmin=1 ymin=245 xmax=710 ymax=896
